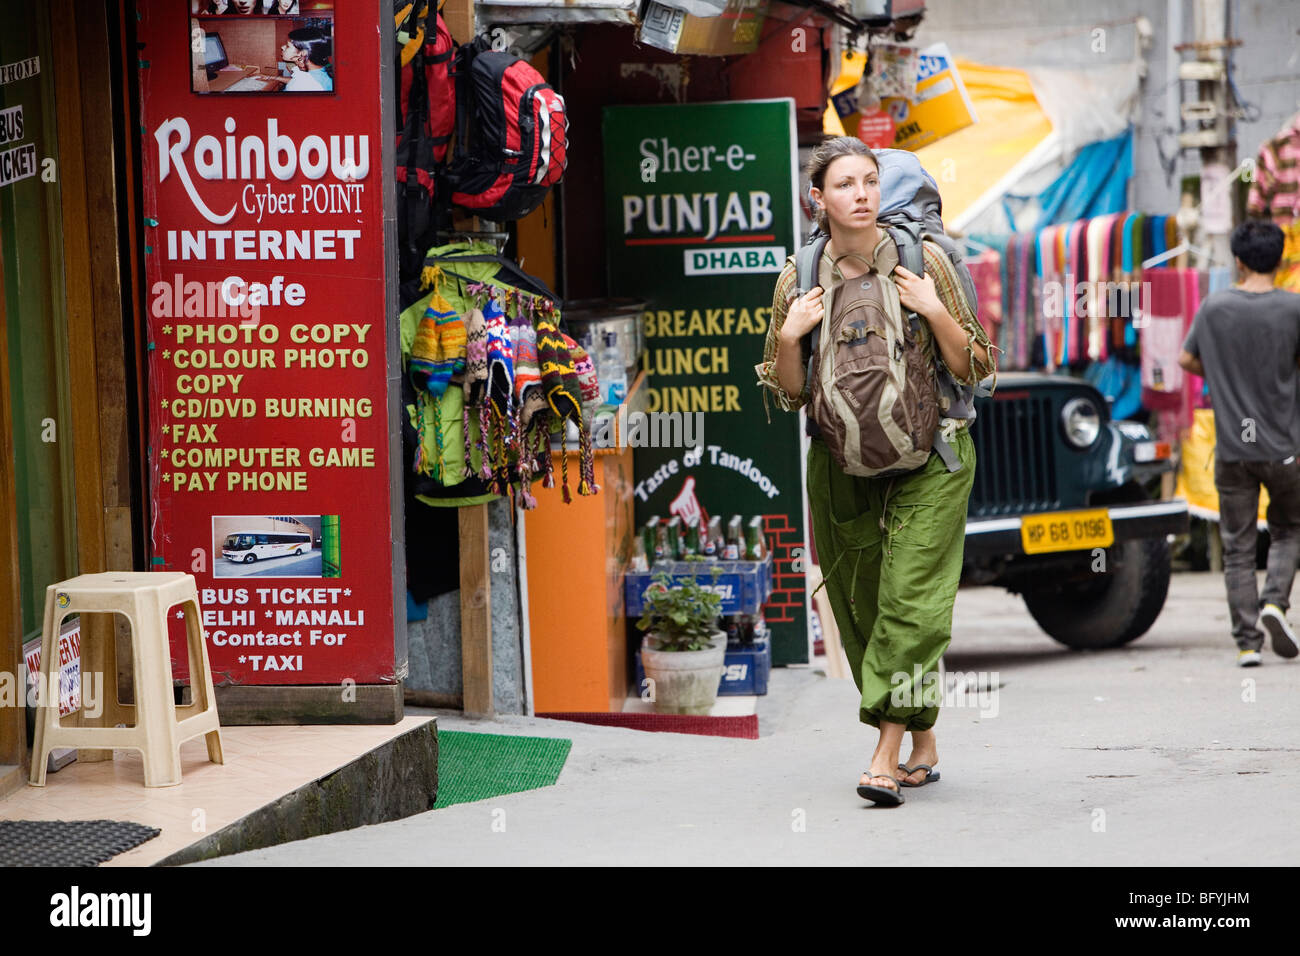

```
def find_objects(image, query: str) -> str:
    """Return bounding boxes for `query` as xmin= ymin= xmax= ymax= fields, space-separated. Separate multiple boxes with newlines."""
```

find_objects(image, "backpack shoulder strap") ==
xmin=795 ymin=234 xmax=828 ymax=294
xmin=785 ymin=235 xmax=826 ymax=374
xmin=884 ymin=220 xmax=926 ymax=278
xmin=794 ymin=235 xmax=828 ymax=370
xmin=885 ymin=222 xmax=969 ymax=473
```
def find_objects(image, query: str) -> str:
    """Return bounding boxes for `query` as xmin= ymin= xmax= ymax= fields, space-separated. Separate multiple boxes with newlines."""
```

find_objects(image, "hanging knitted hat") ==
xmin=484 ymin=292 xmax=515 ymax=417
xmin=456 ymin=306 xmax=487 ymax=477
xmin=570 ymin=338 xmax=601 ymax=422
xmin=408 ymin=289 xmax=466 ymax=401
xmin=463 ymin=307 xmax=488 ymax=405
xmin=536 ymin=314 xmax=581 ymax=424
xmin=513 ymin=321 xmax=548 ymax=433
xmin=408 ymin=294 xmax=445 ymax=395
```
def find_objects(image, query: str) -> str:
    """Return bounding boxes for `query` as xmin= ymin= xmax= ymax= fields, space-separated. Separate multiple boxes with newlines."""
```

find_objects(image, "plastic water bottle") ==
xmin=601 ymin=331 xmax=627 ymax=405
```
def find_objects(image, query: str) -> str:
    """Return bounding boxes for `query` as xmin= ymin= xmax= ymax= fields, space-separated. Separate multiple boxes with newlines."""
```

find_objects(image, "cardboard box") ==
xmin=638 ymin=0 xmax=769 ymax=56
xmin=879 ymin=42 xmax=977 ymax=150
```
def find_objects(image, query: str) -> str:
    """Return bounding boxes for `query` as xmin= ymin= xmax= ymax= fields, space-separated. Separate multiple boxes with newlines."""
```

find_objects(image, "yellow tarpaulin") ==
xmin=826 ymin=56 xmax=1053 ymax=225
xmin=1175 ymin=408 xmax=1270 ymax=524
xmin=912 ymin=61 xmax=1052 ymax=223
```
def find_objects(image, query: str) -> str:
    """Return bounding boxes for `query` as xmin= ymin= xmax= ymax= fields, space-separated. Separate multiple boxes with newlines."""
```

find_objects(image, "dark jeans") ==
xmin=1215 ymin=456 xmax=1300 ymax=650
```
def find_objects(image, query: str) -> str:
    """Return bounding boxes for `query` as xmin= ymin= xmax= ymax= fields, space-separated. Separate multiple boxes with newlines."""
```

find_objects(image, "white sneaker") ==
xmin=1237 ymin=649 xmax=1262 ymax=667
xmin=1259 ymin=604 xmax=1299 ymax=659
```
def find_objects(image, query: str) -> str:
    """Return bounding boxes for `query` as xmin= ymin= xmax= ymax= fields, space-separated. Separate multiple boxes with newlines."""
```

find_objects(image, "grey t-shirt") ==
xmin=1182 ymin=288 xmax=1300 ymax=462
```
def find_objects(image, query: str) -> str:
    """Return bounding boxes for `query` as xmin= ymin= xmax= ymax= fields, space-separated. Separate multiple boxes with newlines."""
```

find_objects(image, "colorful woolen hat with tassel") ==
xmin=484 ymin=292 xmax=515 ymax=417
xmin=513 ymin=322 xmax=547 ymax=433
xmin=536 ymin=316 xmax=581 ymax=424
xmin=409 ymin=295 xmax=444 ymax=397
xmin=570 ymin=338 xmax=600 ymax=409
xmin=462 ymin=307 xmax=488 ymax=406
xmin=460 ymin=305 xmax=488 ymax=476
xmin=408 ymin=286 xmax=462 ymax=479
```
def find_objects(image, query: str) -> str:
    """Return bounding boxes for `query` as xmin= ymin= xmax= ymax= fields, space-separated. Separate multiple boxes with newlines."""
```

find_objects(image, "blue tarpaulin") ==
xmin=1002 ymin=127 xmax=1135 ymax=232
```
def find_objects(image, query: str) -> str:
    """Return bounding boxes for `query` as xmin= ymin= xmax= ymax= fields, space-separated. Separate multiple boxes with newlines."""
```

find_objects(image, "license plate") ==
xmin=1020 ymin=509 xmax=1114 ymax=554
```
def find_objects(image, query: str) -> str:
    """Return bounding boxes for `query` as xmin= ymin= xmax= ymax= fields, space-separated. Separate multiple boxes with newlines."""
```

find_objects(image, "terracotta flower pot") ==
xmin=641 ymin=630 xmax=727 ymax=715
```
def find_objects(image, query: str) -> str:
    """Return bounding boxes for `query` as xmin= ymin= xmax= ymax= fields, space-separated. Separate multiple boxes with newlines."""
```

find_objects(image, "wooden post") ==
xmin=53 ymin=0 xmax=129 ymax=754
xmin=439 ymin=0 xmax=494 ymax=715
xmin=459 ymin=505 xmax=494 ymax=715
xmin=441 ymin=0 xmax=475 ymax=46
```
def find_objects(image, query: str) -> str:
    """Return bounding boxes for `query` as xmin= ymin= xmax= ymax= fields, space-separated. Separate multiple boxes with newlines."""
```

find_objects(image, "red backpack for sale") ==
xmin=394 ymin=1 xmax=457 ymax=280
xmin=447 ymin=35 xmax=569 ymax=223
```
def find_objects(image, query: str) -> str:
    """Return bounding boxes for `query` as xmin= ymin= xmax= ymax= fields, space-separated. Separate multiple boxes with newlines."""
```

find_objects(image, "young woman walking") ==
xmin=756 ymin=137 xmax=995 ymax=806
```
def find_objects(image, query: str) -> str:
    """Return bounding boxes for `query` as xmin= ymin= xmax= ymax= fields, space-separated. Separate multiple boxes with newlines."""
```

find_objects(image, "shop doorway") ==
xmin=0 ymin=0 xmax=146 ymax=793
xmin=0 ymin=0 xmax=82 ymax=791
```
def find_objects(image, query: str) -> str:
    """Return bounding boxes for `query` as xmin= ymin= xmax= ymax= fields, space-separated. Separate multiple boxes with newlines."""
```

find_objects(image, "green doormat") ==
xmin=434 ymin=731 xmax=572 ymax=810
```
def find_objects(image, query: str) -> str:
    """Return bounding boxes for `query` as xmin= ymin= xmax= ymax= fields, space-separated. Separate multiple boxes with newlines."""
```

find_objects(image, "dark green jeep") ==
xmin=963 ymin=372 xmax=1190 ymax=648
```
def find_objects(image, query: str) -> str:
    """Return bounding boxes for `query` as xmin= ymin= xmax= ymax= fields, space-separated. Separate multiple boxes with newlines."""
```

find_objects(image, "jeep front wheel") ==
xmin=1022 ymin=536 xmax=1172 ymax=649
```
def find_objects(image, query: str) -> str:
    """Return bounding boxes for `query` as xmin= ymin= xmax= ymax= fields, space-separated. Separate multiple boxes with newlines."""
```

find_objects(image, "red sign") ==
xmin=857 ymin=108 xmax=897 ymax=149
xmin=137 ymin=2 xmax=395 ymax=685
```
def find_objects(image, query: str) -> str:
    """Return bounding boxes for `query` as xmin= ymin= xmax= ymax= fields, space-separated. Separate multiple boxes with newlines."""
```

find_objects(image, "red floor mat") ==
xmin=537 ymin=711 xmax=759 ymax=740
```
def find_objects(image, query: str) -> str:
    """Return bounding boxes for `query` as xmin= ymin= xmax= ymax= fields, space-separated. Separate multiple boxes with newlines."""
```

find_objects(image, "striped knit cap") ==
xmin=408 ymin=290 xmax=464 ymax=400
xmin=536 ymin=315 xmax=580 ymax=423
xmin=567 ymin=333 xmax=600 ymax=499
xmin=514 ymin=322 xmax=547 ymax=432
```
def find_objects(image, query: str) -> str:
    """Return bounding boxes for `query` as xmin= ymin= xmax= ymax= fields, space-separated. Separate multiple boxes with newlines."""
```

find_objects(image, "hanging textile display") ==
xmin=399 ymin=240 xmax=599 ymax=510
xmin=963 ymin=208 xmax=1216 ymax=432
xmin=1140 ymin=267 xmax=1202 ymax=442
xmin=965 ymin=248 xmax=1003 ymax=340
xmin=1246 ymin=111 xmax=1300 ymax=293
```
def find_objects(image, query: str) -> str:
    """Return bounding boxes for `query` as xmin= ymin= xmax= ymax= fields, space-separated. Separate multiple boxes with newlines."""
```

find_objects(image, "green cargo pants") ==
xmin=808 ymin=427 xmax=975 ymax=732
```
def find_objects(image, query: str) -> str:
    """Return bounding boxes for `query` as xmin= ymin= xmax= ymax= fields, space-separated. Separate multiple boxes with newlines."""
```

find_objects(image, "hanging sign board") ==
xmin=603 ymin=100 xmax=809 ymax=665
xmin=137 ymin=1 xmax=396 ymax=685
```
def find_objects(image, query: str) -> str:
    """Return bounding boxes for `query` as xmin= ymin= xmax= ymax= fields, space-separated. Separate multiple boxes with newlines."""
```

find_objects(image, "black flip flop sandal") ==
xmin=857 ymin=772 xmax=904 ymax=806
xmin=898 ymin=763 xmax=940 ymax=788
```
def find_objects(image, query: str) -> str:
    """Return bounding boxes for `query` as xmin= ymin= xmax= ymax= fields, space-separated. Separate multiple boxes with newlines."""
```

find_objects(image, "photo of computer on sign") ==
xmin=189 ymin=4 xmax=335 ymax=95
xmin=202 ymin=31 xmax=228 ymax=79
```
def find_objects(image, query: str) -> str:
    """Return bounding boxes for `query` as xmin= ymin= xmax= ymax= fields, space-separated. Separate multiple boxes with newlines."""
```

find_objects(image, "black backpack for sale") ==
xmin=446 ymin=35 xmax=569 ymax=223
xmin=394 ymin=1 xmax=457 ymax=281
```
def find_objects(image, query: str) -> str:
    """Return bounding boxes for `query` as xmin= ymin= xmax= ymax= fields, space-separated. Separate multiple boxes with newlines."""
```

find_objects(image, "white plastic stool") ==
xmin=29 ymin=572 xmax=224 ymax=788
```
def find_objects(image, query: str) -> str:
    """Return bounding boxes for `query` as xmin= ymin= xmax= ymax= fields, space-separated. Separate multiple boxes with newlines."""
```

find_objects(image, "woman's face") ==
xmin=230 ymin=0 xmax=257 ymax=13
xmin=812 ymin=154 xmax=881 ymax=236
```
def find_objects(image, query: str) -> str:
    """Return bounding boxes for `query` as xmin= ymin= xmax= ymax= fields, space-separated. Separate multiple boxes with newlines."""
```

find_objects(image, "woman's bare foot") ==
xmin=901 ymin=728 xmax=939 ymax=785
xmin=860 ymin=720 xmax=907 ymax=791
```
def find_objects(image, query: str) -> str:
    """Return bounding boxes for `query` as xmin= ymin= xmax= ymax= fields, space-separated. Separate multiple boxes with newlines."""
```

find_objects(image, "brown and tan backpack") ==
xmin=802 ymin=238 xmax=941 ymax=478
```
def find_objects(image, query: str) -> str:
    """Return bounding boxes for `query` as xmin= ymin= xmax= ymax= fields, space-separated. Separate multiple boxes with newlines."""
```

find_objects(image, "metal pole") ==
xmin=1194 ymin=0 xmax=1235 ymax=270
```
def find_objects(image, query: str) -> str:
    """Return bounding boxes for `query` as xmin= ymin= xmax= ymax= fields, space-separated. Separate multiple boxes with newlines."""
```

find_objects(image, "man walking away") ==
xmin=1180 ymin=220 xmax=1300 ymax=666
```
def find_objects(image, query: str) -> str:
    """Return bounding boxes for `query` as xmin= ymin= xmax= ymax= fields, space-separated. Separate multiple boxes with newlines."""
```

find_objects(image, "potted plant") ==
xmin=635 ymin=571 xmax=726 ymax=715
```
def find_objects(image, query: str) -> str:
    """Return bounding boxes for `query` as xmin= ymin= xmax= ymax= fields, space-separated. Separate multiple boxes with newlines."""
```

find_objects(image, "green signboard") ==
xmin=603 ymin=99 xmax=808 ymax=665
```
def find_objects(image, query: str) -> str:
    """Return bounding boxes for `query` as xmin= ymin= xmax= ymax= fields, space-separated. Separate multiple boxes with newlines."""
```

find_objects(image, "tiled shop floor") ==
xmin=0 ymin=717 xmax=433 ymax=866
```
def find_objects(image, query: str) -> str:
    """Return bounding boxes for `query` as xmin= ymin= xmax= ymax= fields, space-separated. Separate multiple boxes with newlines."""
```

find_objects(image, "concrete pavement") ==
xmin=196 ymin=571 xmax=1300 ymax=866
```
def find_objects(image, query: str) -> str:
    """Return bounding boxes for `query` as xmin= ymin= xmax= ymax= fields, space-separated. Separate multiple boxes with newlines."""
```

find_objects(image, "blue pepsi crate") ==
xmin=625 ymin=553 xmax=773 ymax=618
xmin=634 ymin=635 xmax=771 ymax=697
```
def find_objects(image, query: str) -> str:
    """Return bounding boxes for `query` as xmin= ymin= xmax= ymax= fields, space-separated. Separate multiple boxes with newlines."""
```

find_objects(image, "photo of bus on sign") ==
xmin=211 ymin=514 xmax=340 ymax=578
